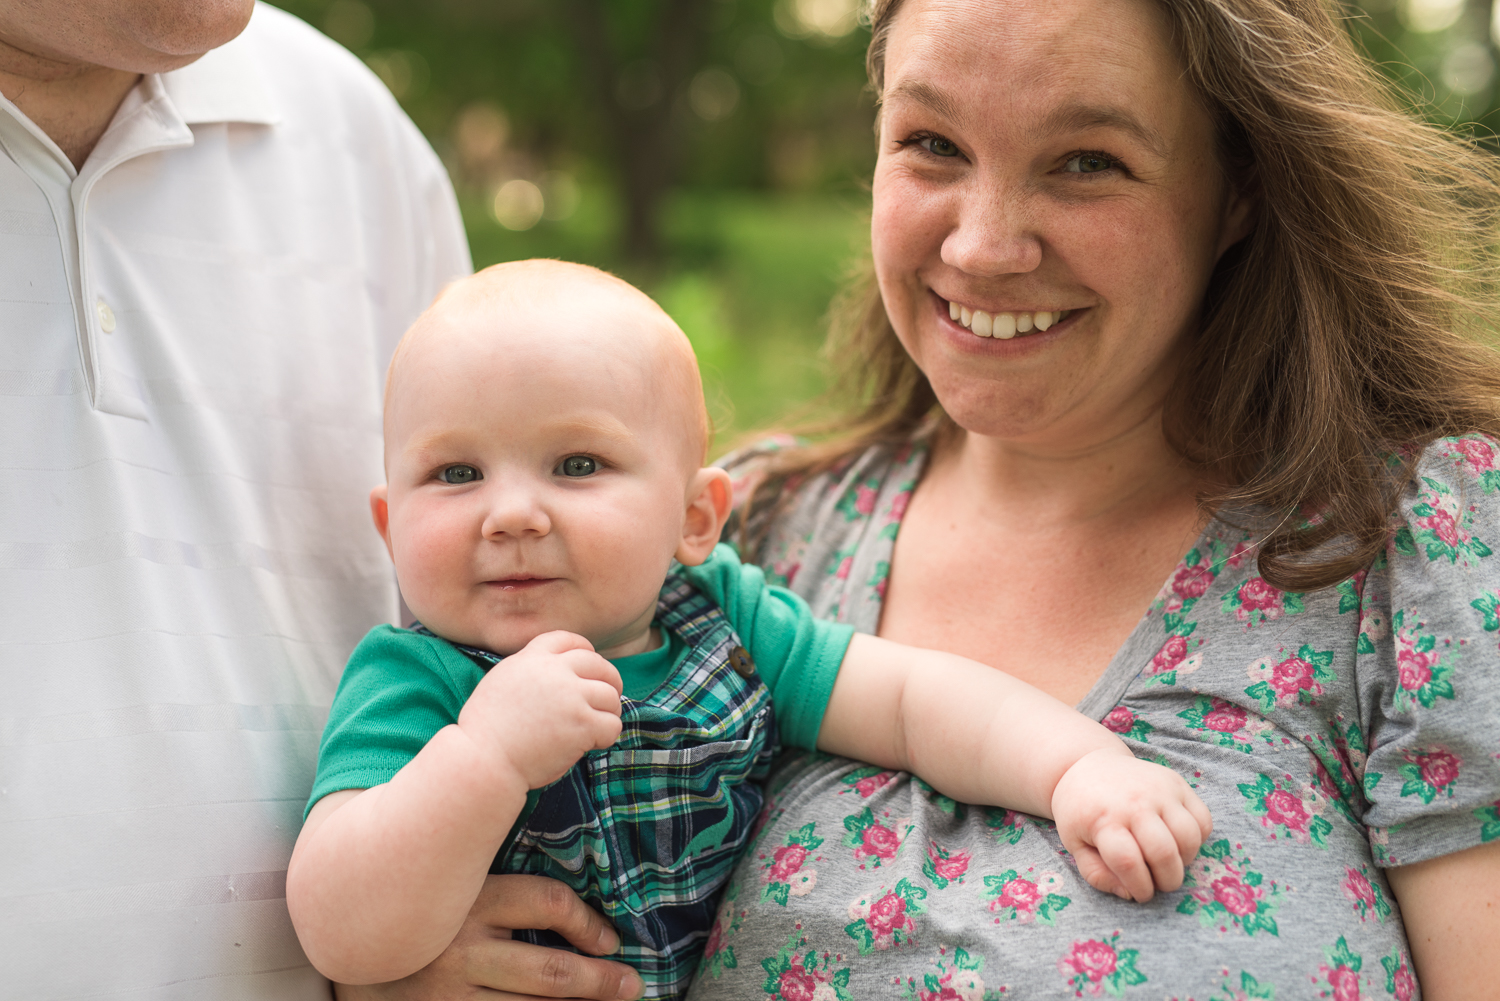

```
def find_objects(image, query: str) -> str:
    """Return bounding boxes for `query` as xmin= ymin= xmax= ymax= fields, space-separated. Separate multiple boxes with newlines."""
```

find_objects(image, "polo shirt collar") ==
xmin=159 ymin=30 xmax=281 ymax=127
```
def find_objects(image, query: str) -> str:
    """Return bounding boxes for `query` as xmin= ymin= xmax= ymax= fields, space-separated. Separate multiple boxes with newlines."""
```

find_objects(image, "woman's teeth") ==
xmin=947 ymin=300 xmax=1071 ymax=339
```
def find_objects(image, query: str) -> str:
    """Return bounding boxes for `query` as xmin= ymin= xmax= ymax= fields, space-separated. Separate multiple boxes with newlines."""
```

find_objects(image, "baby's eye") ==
xmin=558 ymin=456 xmax=597 ymax=477
xmin=439 ymin=464 xmax=481 ymax=484
xmin=1062 ymin=152 xmax=1118 ymax=174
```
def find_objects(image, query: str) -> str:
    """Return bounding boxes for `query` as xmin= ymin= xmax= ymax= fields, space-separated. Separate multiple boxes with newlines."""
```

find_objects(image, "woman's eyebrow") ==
xmin=1037 ymin=103 xmax=1169 ymax=159
xmin=887 ymin=79 xmax=1168 ymax=160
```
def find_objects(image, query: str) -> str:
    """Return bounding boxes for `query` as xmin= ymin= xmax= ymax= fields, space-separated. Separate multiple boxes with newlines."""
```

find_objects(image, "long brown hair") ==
xmin=750 ymin=0 xmax=1500 ymax=592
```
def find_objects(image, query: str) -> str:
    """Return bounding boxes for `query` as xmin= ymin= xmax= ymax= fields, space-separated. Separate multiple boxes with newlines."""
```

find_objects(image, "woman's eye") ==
xmin=1063 ymin=152 xmax=1117 ymax=174
xmin=920 ymin=135 xmax=960 ymax=158
xmin=439 ymin=464 xmax=481 ymax=484
xmin=559 ymin=456 xmax=597 ymax=477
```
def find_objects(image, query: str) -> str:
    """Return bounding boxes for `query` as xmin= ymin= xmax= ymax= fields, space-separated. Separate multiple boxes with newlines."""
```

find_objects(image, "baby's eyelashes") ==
xmin=557 ymin=456 xmax=598 ymax=478
xmin=439 ymin=464 xmax=482 ymax=484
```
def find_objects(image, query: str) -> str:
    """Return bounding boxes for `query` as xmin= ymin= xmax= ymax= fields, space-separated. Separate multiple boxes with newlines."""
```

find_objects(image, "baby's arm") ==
xmin=286 ymin=631 xmax=624 ymax=985
xmin=818 ymin=634 xmax=1211 ymax=901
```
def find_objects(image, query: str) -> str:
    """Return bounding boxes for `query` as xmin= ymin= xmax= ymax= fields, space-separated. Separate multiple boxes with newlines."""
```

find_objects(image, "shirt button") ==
xmin=96 ymin=298 xmax=116 ymax=334
xmin=728 ymin=646 xmax=756 ymax=678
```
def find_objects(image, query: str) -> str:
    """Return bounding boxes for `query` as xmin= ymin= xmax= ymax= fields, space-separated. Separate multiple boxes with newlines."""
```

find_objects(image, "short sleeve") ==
xmin=306 ymin=625 xmax=484 ymax=817
xmin=679 ymin=544 xmax=854 ymax=751
xmin=1357 ymin=435 xmax=1500 ymax=866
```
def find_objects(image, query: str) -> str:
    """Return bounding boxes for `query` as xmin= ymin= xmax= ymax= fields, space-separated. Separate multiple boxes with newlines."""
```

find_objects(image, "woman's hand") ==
xmin=332 ymin=875 xmax=645 ymax=1001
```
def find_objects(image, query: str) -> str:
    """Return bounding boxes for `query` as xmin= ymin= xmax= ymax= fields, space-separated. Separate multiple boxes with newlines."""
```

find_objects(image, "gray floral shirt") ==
xmin=686 ymin=436 xmax=1500 ymax=1001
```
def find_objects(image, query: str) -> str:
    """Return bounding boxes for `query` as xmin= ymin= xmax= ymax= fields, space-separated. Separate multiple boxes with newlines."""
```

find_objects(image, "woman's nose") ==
xmin=940 ymin=178 xmax=1043 ymax=277
xmin=479 ymin=485 xmax=552 ymax=539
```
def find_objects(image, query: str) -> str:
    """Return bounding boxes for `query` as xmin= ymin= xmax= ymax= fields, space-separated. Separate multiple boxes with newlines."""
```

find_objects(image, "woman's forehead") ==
xmin=881 ymin=0 xmax=1196 ymax=136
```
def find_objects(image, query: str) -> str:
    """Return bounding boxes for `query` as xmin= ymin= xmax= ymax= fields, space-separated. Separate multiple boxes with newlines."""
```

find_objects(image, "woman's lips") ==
xmin=932 ymin=291 xmax=1084 ymax=342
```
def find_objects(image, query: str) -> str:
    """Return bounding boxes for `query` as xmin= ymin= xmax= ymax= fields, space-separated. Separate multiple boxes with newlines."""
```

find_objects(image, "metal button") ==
xmin=728 ymin=645 xmax=755 ymax=678
xmin=96 ymin=299 xmax=116 ymax=334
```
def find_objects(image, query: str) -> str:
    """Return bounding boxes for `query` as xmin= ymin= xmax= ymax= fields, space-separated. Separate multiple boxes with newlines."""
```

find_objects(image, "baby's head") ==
xmin=371 ymin=260 xmax=732 ymax=657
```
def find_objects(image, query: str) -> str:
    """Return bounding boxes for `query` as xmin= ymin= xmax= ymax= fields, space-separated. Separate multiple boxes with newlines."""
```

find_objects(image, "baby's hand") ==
xmin=458 ymin=630 xmax=624 ymax=790
xmin=1050 ymin=748 xmax=1212 ymax=902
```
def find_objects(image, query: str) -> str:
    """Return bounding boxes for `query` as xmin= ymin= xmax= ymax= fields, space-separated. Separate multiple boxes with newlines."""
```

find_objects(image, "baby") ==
xmin=287 ymin=261 xmax=1211 ymax=997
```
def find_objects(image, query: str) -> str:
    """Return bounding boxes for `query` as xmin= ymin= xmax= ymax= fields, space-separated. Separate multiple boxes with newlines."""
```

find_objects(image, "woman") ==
xmin=344 ymin=0 xmax=1500 ymax=997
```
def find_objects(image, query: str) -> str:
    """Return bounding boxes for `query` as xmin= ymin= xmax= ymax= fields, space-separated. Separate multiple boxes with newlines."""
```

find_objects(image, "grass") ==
xmin=461 ymin=183 xmax=871 ymax=451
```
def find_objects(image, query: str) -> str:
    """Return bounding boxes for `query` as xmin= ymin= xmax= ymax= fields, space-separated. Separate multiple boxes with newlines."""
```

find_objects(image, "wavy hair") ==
xmin=749 ymin=0 xmax=1500 ymax=592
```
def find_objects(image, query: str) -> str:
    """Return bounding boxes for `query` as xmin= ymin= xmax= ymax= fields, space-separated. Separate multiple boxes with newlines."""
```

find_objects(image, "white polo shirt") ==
xmin=0 ymin=4 xmax=470 ymax=996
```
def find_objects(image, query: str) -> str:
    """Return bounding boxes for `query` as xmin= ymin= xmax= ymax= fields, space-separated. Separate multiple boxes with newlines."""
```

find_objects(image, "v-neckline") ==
xmin=856 ymin=440 xmax=1224 ymax=720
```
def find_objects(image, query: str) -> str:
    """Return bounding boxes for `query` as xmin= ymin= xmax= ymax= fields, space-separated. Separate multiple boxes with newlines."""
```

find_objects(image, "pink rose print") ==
xmin=1341 ymin=866 xmax=1393 ymax=923
xmin=834 ymin=556 xmax=853 ymax=580
xmin=1398 ymin=747 xmax=1461 ymax=803
xmin=854 ymin=771 xmax=894 ymax=798
xmin=999 ymin=877 xmax=1041 ymax=911
xmin=888 ymin=490 xmax=911 ymax=521
xmin=845 ymin=878 xmax=925 ymax=954
xmin=1145 ymin=634 xmax=1201 ymax=685
xmin=1057 ymin=932 xmax=1146 ymax=996
xmin=777 ymin=962 xmax=818 ymax=1001
xmin=1382 ymin=951 xmax=1417 ymax=1001
xmin=1241 ymin=774 xmax=1333 ymax=846
xmin=854 ymin=484 xmax=879 ymax=516
xmin=1328 ymin=965 xmax=1361 ymax=1001
xmin=1454 ymin=435 xmax=1496 ymax=473
xmin=1396 ymin=647 xmax=1432 ymax=692
xmin=1102 ymin=706 xmax=1136 ymax=733
xmin=769 ymin=844 xmax=809 ymax=883
xmin=1204 ymin=700 xmax=1248 ymax=733
xmin=1063 ymin=939 xmax=1116 ymax=983
xmin=1419 ymin=504 xmax=1460 ymax=548
xmin=859 ymin=824 xmax=900 ymax=861
xmin=1171 ymin=563 xmax=1211 ymax=600
xmin=866 ymin=891 xmax=907 ymax=938
xmin=1263 ymin=788 xmax=1310 ymax=831
xmin=1180 ymin=840 xmax=1280 ymax=935
xmin=903 ymin=948 xmax=994 ymax=1001
xmin=1211 ymin=875 xmax=1260 ymax=917
xmin=1244 ymin=644 xmax=1333 ymax=711
xmin=762 ymin=823 xmax=822 ymax=906
xmin=1240 ymin=577 xmax=1280 ymax=612
xmin=1227 ymin=540 xmax=1254 ymax=568
xmin=925 ymin=842 xmax=970 ymax=883
xmin=760 ymin=930 xmax=850 ymax=1000
xmin=1270 ymin=655 xmax=1316 ymax=700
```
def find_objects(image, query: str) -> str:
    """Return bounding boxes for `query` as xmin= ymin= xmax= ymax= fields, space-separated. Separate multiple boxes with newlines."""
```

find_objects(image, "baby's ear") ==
xmin=676 ymin=468 xmax=733 ymax=566
xmin=369 ymin=485 xmax=395 ymax=560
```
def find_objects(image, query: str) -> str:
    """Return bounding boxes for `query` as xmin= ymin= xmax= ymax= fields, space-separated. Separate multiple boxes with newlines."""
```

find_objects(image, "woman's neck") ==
xmin=931 ymin=406 xmax=1208 ymax=530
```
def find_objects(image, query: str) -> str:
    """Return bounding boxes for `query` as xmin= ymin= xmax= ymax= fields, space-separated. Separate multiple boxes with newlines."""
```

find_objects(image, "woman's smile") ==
xmin=933 ymin=290 xmax=1085 ymax=345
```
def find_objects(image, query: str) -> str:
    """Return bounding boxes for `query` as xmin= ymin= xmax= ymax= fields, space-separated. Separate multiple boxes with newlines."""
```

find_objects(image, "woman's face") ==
xmin=872 ymin=0 xmax=1251 ymax=448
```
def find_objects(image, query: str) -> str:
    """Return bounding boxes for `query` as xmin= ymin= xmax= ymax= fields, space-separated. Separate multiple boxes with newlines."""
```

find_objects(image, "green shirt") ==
xmin=307 ymin=544 xmax=853 ymax=815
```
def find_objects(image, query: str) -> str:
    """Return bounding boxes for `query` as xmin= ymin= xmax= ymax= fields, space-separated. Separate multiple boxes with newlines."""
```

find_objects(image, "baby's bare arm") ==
xmin=286 ymin=632 xmax=623 ymax=985
xmin=818 ymin=633 xmax=1211 ymax=900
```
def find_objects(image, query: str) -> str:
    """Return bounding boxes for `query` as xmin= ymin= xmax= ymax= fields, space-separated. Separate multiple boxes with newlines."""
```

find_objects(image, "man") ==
xmin=0 ymin=2 xmax=469 ymax=995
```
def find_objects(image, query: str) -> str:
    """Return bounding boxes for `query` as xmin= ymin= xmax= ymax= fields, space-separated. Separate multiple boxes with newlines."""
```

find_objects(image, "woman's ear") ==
xmin=1216 ymin=175 xmax=1258 ymax=260
xmin=370 ymin=485 xmax=395 ymax=560
xmin=676 ymin=467 xmax=734 ymax=566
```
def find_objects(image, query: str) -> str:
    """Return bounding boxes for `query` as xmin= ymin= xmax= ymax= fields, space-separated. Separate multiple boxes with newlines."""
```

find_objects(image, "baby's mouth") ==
xmin=940 ymin=296 xmax=1077 ymax=339
xmin=486 ymin=576 xmax=558 ymax=591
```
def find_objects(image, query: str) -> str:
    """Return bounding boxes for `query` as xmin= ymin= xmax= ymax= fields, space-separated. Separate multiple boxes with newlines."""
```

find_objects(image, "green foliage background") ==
xmin=270 ymin=0 xmax=1500 ymax=448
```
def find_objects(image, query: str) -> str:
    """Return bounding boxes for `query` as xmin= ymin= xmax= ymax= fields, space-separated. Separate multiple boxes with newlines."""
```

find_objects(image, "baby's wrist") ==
xmin=431 ymin=723 xmax=532 ymax=804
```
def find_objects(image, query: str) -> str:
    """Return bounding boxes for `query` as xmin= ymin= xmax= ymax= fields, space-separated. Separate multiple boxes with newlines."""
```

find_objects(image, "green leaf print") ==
xmin=983 ymin=808 xmax=1028 ymax=846
xmin=1476 ymin=803 xmax=1500 ymax=842
xmin=982 ymin=870 xmax=1071 ymax=926
xmin=1471 ymin=592 xmax=1500 ymax=632
xmin=1238 ymin=774 xmax=1333 ymax=847
xmin=1357 ymin=632 xmax=1376 ymax=654
xmin=913 ymin=776 xmax=960 ymax=816
xmin=1336 ymin=578 xmax=1361 ymax=615
xmin=1381 ymin=950 xmax=1417 ymax=999
xmin=1397 ymin=747 xmax=1462 ymax=804
xmin=1325 ymin=936 xmax=1363 ymax=973
xmin=1179 ymin=838 xmax=1281 ymax=937
xmin=1392 ymin=525 xmax=1416 ymax=555
xmin=843 ymin=879 xmax=926 ymax=955
xmin=1211 ymin=971 xmax=1276 ymax=1000
xmin=760 ymin=932 xmax=854 ymax=1001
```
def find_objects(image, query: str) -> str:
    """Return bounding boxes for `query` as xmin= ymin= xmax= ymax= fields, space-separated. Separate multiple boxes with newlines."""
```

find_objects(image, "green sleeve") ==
xmin=679 ymin=543 xmax=853 ymax=751
xmin=306 ymin=624 xmax=486 ymax=818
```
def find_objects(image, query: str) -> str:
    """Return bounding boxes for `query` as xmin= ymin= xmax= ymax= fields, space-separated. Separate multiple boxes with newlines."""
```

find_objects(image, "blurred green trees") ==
xmin=269 ymin=0 xmax=1500 ymax=446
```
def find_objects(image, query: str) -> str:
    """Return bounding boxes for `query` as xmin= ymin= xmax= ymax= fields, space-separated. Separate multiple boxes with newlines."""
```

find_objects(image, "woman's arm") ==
xmin=1386 ymin=840 xmax=1500 ymax=1000
xmin=818 ymin=632 xmax=1212 ymax=900
xmin=332 ymin=876 xmax=644 ymax=1001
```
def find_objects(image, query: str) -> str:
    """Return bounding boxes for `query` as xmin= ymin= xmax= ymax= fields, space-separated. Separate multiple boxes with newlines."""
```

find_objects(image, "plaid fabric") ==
xmin=416 ymin=570 xmax=777 ymax=1000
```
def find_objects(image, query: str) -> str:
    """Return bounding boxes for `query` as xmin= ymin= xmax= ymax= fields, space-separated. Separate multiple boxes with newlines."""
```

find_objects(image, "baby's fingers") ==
xmin=1165 ymin=802 xmax=1208 ymax=868
xmin=1133 ymin=814 xmax=1186 ymax=893
xmin=1067 ymin=842 xmax=1127 ymax=900
xmin=1094 ymin=826 xmax=1154 ymax=902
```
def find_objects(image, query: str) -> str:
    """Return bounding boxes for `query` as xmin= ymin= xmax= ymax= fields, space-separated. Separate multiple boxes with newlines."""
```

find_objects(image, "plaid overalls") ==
xmin=420 ymin=571 xmax=778 ymax=999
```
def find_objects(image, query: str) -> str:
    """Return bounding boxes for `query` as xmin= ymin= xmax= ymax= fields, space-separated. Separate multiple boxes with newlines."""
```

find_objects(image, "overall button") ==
xmin=96 ymin=299 xmax=116 ymax=333
xmin=728 ymin=646 xmax=756 ymax=678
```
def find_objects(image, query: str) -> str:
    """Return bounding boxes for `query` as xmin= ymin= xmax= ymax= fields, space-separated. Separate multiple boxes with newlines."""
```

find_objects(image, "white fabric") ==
xmin=0 ymin=5 xmax=471 ymax=996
